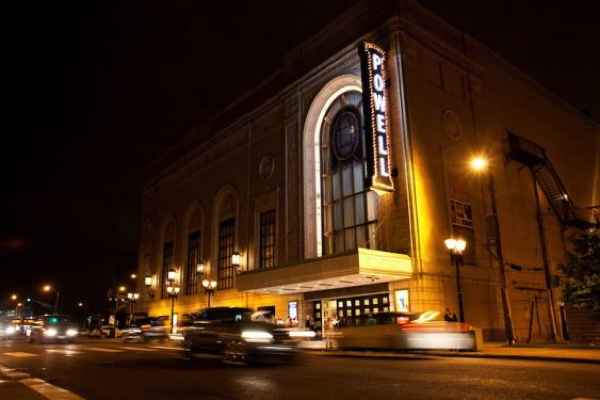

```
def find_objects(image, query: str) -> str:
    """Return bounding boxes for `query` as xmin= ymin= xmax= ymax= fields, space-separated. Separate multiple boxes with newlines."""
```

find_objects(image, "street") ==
xmin=1 ymin=338 xmax=599 ymax=400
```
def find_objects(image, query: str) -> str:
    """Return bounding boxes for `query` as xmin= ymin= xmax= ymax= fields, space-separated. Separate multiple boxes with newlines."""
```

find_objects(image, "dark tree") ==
xmin=554 ymin=228 xmax=600 ymax=310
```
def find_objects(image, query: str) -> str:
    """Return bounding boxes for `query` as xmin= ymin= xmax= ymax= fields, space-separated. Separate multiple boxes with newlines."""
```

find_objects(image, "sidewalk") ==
xmin=301 ymin=340 xmax=600 ymax=364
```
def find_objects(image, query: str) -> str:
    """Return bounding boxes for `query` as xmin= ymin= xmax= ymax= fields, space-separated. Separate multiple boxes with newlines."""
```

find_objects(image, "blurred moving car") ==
xmin=0 ymin=319 xmax=21 ymax=340
xmin=85 ymin=325 xmax=125 ymax=338
xmin=29 ymin=315 xmax=79 ymax=344
xmin=181 ymin=307 xmax=297 ymax=365
xmin=123 ymin=316 xmax=169 ymax=342
xmin=337 ymin=310 xmax=477 ymax=351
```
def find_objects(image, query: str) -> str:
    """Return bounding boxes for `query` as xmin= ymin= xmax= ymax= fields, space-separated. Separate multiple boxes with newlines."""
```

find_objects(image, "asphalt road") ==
xmin=1 ymin=338 xmax=598 ymax=400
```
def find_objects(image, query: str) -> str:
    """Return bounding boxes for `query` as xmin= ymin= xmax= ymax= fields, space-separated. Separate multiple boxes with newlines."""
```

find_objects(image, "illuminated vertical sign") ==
xmin=359 ymin=42 xmax=393 ymax=192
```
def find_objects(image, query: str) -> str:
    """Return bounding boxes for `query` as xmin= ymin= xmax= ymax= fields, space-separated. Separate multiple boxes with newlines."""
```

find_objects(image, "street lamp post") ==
xmin=144 ymin=275 xmax=155 ymax=299
xmin=166 ymin=269 xmax=180 ymax=334
xmin=471 ymin=157 xmax=516 ymax=344
xmin=202 ymin=279 xmax=218 ymax=307
xmin=126 ymin=292 xmax=140 ymax=328
xmin=444 ymin=238 xmax=466 ymax=323
xmin=166 ymin=285 xmax=180 ymax=333
xmin=43 ymin=285 xmax=60 ymax=314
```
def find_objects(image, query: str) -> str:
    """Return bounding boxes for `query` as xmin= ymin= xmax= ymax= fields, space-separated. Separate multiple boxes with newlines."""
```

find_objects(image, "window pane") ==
xmin=353 ymin=162 xmax=364 ymax=192
xmin=332 ymin=173 xmax=341 ymax=200
xmin=355 ymin=194 xmax=365 ymax=225
xmin=345 ymin=229 xmax=355 ymax=250
xmin=342 ymin=165 xmax=353 ymax=197
xmin=333 ymin=202 xmax=342 ymax=230
xmin=343 ymin=197 xmax=355 ymax=227
xmin=356 ymin=226 xmax=368 ymax=248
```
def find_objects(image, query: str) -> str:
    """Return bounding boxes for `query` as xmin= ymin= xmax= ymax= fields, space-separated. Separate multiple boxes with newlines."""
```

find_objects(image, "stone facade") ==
xmin=135 ymin=0 xmax=599 ymax=343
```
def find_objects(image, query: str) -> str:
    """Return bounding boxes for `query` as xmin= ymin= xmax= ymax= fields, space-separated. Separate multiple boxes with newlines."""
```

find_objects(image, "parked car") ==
xmin=29 ymin=315 xmax=79 ymax=344
xmin=180 ymin=307 xmax=297 ymax=365
xmin=337 ymin=310 xmax=477 ymax=351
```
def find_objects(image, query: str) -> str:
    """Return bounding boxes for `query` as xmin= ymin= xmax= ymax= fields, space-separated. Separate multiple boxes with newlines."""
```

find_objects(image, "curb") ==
xmin=304 ymin=349 xmax=600 ymax=365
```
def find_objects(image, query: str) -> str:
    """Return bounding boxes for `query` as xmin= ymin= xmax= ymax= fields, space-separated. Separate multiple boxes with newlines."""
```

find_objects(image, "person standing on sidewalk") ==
xmin=444 ymin=308 xmax=457 ymax=322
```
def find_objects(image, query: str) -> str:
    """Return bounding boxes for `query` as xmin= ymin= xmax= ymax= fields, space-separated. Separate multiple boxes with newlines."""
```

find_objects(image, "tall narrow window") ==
xmin=449 ymin=199 xmax=476 ymax=263
xmin=218 ymin=218 xmax=235 ymax=289
xmin=259 ymin=210 xmax=275 ymax=269
xmin=448 ymin=167 xmax=476 ymax=264
xmin=186 ymin=230 xmax=201 ymax=295
xmin=161 ymin=240 xmax=174 ymax=299
xmin=320 ymin=94 xmax=377 ymax=255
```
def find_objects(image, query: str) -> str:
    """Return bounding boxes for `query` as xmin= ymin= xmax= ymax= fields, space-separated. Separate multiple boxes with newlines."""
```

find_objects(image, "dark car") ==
xmin=180 ymin=307 xmax=297 ymax=365
xmin=29 ymin=315 xmax=79 ymax=344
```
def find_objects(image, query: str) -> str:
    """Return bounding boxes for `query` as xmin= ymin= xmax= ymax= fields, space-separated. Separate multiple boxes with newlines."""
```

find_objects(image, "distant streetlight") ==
xmin=444 ymin=238 xmax=466 ymax=323
xmin=43 ymin=285 xmax=60 ymax=314
xmin=78 ymin=302 xmax=87 ymax=329
xmin=127 ymin=292 xmax=140 ymax=327
xmin=196 ymin=261 xmax=206 ymax=276
xmin=144 ymin=275 xmax=155 ymax=299
xmin=144 ymin=275 xmax=154 ymax=299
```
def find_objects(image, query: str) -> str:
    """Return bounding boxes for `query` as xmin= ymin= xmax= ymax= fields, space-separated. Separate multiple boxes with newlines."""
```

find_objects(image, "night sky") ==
xmin=2 ymin=1 xmax=599 ymax=315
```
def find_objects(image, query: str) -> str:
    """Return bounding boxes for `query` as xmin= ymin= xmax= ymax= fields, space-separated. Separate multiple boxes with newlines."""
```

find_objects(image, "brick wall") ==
xmin=565 ymin=306 xmax=600 ymax=344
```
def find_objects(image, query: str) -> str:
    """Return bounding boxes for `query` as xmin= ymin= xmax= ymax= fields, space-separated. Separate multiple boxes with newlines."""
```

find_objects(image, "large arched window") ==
xmin=320 ymin=91 xmax=376 ymax=255
xmin=183 ymin=203 xmax=203 ymax=295
xmin=214 ymin=187 xmax=239 ymax=290
xmin=302 ymin=75 xmax=378 ymax=258
xmin=159 ymin=217 xmax=177 ymax=299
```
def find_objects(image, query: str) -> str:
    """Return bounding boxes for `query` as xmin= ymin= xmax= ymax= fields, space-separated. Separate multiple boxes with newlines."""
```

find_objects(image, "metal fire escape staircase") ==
xmin=504 ymin=131 xmax=597 ymax=230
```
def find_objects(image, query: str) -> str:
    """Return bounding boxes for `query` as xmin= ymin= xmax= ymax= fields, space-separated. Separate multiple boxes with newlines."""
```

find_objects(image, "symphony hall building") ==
xmin=136 ymin=0 xmax=599 ymax=342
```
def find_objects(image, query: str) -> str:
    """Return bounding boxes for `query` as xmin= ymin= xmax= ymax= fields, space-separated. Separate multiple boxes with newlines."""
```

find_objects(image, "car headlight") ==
xmin=45 ymin=328 xmax=58 ymax=337
xmin=5 ymin=326 xmax=15 ymax=334
xmin=67 ymin=329 xmax=78 ymax=337
xmin=241 ymin=331 xmax=273 ymax=342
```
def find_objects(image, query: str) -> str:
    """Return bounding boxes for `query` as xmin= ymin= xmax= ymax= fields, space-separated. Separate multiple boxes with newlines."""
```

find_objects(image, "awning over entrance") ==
xmin=236 ymin=248 xmax=413 ymax=294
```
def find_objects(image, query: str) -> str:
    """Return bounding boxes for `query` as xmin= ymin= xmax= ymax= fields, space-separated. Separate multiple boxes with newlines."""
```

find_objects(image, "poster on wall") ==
xmin=395 ymin=289 xmax=409 ymax=312
xmin=288 ymin=301 xmax=298 ymax=320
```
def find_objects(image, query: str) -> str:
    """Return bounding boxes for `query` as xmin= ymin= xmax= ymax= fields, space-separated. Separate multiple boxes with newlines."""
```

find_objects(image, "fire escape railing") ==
xmin=504 ymin=131 xmax=597 ymax=230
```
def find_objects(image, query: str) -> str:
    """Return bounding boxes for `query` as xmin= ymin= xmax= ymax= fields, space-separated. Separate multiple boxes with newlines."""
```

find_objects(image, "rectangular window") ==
xmin=186 ymin=230 xmax=201 ymax=295
xmin=161 ymin=241 xmax=174 ymax=299
xmin=449 ymin=199 xmax=476 ymax=264
xmin=450 ymin=199 xmax=473 ymax=228
xmin=259 ymin=210 xmax=276 ymax=269
xmin=218 ymin=218 xmax=235 ymax=289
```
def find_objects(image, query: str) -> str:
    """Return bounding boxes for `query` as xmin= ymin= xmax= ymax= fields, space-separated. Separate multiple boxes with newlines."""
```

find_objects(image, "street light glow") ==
xmin=470 ymin=156 xmax=488 ymax=171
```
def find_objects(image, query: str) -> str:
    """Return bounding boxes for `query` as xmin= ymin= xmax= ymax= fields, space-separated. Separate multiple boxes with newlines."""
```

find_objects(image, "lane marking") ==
xmin=3 ymin=352 xmax=37 ymax=357
xmin=121 ymin=347 xmax=158 ymax=352
xmin=150 ymin=345 xmax=180 ymax=350
xmin=46 ymin=349 xmax=82 ymax=355
xmin=86 ymin=347 xmax=123 ymax=353
xmin=20 ymin=377 xmax=86 ymax=400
